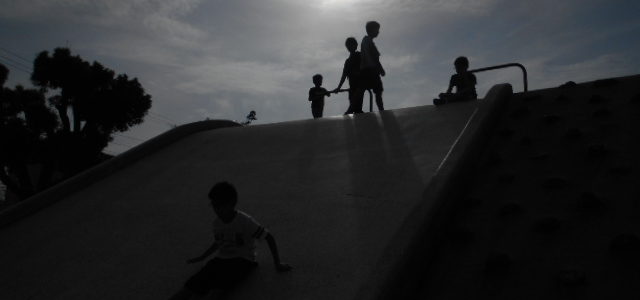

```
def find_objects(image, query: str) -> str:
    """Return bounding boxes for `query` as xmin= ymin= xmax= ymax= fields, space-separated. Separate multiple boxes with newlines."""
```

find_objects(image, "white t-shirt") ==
xmin=213 ymin=210 xmax=268 ymax=261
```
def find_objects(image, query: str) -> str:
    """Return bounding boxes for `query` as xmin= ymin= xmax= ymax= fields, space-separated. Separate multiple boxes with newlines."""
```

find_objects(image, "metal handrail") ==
xmin=363 ymin=63 xmax=528 ymax=112
xmin=469 ymin=63 xmax=528 ymax=92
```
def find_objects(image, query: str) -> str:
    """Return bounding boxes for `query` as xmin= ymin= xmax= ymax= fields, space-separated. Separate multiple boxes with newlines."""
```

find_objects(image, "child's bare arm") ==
xmin=187 ymin=241 xmax=220 ymax=263
xmin=446 ymin=76 xmax=454 ymax=94
xmin=265 ymin=233 xmax=292 ymax=272
xmin=334 ymin=64 xmax=348 ymax=92
xmin=334 ymin=75 xmax=347 ymax=92
xmin=311 ymin=91 xmax=331 ymax=99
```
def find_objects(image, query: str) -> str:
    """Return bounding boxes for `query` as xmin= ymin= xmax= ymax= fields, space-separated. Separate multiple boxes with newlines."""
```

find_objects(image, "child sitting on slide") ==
xmin=434 ymin=56 xmax=477 ymax=105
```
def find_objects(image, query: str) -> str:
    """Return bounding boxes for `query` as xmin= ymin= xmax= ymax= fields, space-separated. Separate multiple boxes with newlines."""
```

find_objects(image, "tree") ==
xmin=31 ymin=48 xmax=151 ymax=174
xmin=0 ymin=64 xmax=7 ymax=87
xmin=0 ymin=48 xmax=152 ymax=200
xmin=1 ymin=66 xmax=58 ymax=198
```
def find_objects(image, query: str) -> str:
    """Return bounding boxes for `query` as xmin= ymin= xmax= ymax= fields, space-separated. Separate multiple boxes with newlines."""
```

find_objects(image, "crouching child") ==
xmin=170 ymin=182 xmax=292 ymax=300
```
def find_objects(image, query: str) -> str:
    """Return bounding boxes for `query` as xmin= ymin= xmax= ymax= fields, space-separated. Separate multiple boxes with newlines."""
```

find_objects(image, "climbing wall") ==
xmin=418 ymin=75 xmax=640 ymax=299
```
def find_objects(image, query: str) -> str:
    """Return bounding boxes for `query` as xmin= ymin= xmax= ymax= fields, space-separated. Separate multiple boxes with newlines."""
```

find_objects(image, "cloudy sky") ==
xmin=1 ymin=0 xmax=639 ymax=155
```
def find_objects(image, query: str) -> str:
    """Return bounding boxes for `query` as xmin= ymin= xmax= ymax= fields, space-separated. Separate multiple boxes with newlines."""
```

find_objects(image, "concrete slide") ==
xmin=0 ymin=85 xmax=510 ymax=299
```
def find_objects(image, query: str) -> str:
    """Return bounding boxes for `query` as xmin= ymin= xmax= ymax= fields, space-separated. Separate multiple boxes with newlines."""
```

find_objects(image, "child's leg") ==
xmin=344 ymin=90 xmax=354 ymax=115
xmin=373 ymin=75 xmax=384 ymax=111
xmin=434 ymin=93 xmax=453 ymax=105
xmin=208 ymin=258 xmax=257 ymax=299
xmin=353 ymin=88 xmax=365 ymax=113
xmin=312 ymin=104 xmax=323 ymax=118
xmin=446 ymin=93 xmax=466 ymax=103
xmin=180 ymin=258 xmax=225 ymax=299
xmin=344 ymin=102 xmax=354 ymax=115
xmin=375 ymin=91 xmax=384 ymax=111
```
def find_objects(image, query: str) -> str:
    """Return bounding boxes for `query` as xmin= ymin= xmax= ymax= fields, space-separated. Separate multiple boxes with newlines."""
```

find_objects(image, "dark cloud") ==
xmin=1 ymin=0 xmax=638 ymax=154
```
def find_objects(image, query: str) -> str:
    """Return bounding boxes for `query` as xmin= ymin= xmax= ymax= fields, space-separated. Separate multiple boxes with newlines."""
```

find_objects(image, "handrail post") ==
xmin=469 ymin=63 xmax=528 ymax=92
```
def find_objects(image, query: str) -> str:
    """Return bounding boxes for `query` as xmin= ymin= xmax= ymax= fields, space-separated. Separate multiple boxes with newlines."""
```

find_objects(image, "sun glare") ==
xmin=318 ymin=0 xmax=363 ymax=10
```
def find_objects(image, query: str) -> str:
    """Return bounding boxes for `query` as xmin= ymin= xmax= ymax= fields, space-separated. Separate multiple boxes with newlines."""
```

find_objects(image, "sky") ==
xmin=0 ymin=0 xmax=639 ymax=155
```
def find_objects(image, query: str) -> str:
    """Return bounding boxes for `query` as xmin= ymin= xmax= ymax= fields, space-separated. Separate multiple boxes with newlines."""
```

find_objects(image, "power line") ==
xmin=144 ymin=111 xmax=177 ymax=128
xmin=144 ymin=116 xmax=174 ymax=128
xmin=0 ymin=46 xmax=179 ymax=130
xmin=0 ymin=47 xmax=33 ymax=77
xmin=0 ymin=47 xmax=32 ymax=64
xmin=0 ymin=58 xmax=31 ymax=73
xmin=0 ymin=57 xmax=32 ymax=75
xmin=147 ymin=114 xmax=174 ymax=124
xmin=0 ymin=53 xmax=32 ymax=71
xmin=148 ymin=110 xmax=176 ymax=124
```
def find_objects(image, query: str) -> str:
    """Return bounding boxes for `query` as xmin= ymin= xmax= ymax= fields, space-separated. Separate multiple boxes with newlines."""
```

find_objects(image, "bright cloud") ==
xmin=383 ymin=54 xmax=421 ymax=72
xmin=175 ymin=59 xmax=305 ymax=96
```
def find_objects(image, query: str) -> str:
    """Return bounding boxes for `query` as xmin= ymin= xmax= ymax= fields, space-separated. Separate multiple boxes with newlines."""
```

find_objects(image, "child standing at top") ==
xmin=433 ymin=56 xmax=477 ymax=105
xmin=169 ymin=182 xmax=291 ymax=300
xmin=333 ymin=37 xmax=364 ymax=115
xmin=308 ymin=74 xmax=331 ymax=118
xmin=360 ymin=21 xmax=386 ymax=111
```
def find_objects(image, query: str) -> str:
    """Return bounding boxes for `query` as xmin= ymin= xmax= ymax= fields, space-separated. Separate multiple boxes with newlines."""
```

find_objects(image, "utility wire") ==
xmin=0 ymin=47 xmax=32 ymax=64
xmin=144 ymin=116 xmax=174 ymax=128
xmin=0 ymin=57 xmax=32 ymax=75
xmin=0 ymin=47 xmax=33 ymax=76
xmin=148 ymin=110 xmax=177 ymax=124
xmin=0 ymin=46 xmax=178 ymax=130
xmin=148 ymin=114 xmax=174 ymax=125
xmin=0 ymin=53 xmax=32 ymax=71
xmin=145 ymin=111 xmax=177 ymax=128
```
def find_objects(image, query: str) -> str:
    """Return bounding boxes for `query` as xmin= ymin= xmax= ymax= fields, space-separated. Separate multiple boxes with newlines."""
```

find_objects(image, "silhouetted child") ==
xmin=333 ymin=37 xmax=364 ymax=115
xmin=308 ymin=74 xmax=331 ymax=118
xmin=433 ymin=56 xmax=477 ymax=105
xmin=360 ymin=21 xmax=386 ymax=111
xmin=170 ymin=182 xmax=292 ymax=300
xmin=241 ymin=110 xmax=257 ymax=125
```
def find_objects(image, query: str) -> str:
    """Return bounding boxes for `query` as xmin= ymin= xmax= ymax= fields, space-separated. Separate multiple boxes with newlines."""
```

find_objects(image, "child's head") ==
xmin=454 ymin=56 xmax=470 ymax=74
xmin=366 ymin=21 xmax=380 ymax=38
xmin=345 ymin=37 xmax=358 ymax=53
xmin=312 ymin=74 xmax=323 ymax=87
xmin=209 ymin=181 xmax=238 ymax=219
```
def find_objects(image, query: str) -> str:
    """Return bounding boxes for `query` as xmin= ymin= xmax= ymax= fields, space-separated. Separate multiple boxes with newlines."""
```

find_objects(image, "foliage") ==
xmin=0 ymin=48 xmax=152 ymax=200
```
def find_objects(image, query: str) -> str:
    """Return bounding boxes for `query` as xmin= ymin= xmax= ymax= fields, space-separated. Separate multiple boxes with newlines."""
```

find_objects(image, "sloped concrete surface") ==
xmin=418 ymin=74 xmax=640 ymax=299
xmin=0 ymin=99 xmax=484 ymax=299
xmin=0 ymin=120 xmax=241 ymax=228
